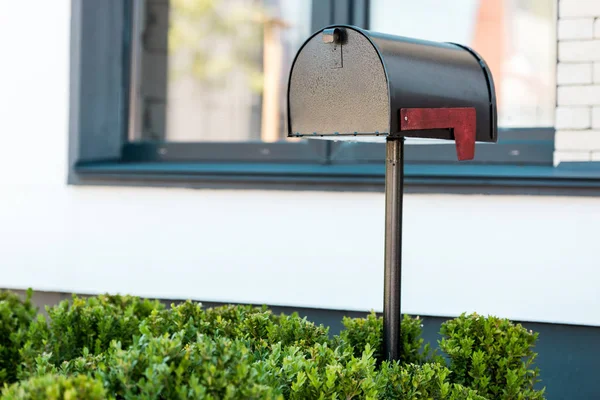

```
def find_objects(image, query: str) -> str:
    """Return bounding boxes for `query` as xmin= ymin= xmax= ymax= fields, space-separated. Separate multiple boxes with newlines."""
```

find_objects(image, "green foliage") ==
xmin=258 ymin=342 xmax=381 ymax=399
xmin=24 ymin=332 xmax=483 ymax=400
xmin=1 ymin=374 xmax=106 ymax=400
xmin=99 ymin=330 xmax=280 ymax=400
xmin=0 ymin=289 xmax=37 ymax=386
xmin=339 ymin=311 xmax=440 ymax=365
xmin=379 ymin=362 xmax=487 ymax=400
xmin=142 ymin=301 xmax=329 ymax=353
xmin=19 ymin=294 xmax=163 ymax=379
xmin=267 ymin=313 xmax=330 ymax=350
xmin=143 ymin=302 xmax=273 ymax=341
xmin=0 ymin=290 xmax=548 ymax=399
xmin=258 ymin=344 xmax=483 ymax=400
xmin=24 ymin=349 xmax=105 ymax=380
xmin=439 ymin=313 xmax=545 ymax=400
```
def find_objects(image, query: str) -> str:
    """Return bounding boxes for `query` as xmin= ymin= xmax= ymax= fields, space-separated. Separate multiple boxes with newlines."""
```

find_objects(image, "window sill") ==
xmin=72 ymin=161 xmax=600 ymax=196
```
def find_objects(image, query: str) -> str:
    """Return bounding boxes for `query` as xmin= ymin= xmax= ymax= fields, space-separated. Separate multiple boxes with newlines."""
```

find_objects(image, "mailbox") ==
xmin=287 ymin=25 xmax=497 ymax=150
xmin=286 ymin=25 xmax=498 ymax=363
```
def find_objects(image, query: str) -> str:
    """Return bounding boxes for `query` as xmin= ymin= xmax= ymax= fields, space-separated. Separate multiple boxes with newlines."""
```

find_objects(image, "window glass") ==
xmin=370 ymin=0 xmax=556 ymax=128
xmin=130 ymin=0 xmax=312 ymax=142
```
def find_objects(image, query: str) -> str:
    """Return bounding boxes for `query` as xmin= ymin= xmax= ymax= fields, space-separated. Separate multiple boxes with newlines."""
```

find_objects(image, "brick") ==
xmin=554 ymin=151 xmax=591 ymax=166
xmin=557 ymin=63 xmax=593 ymax=84
xmin=594 ymin=63 xmax=600 ymax=82
xmin=559 ymin=40 xmax=600 ymax=61
xmin=593 ymin=107 xmax=600 ymax=128
xmin=555 ymin=130 xmax=600 ymax=151
xmin=557 ymin=85 xmax=600 ymax=105
xmin=556 ymin=107 xmax=591 ymax=129
xmin=560 ymin=0 xmax=600 ymax=18
xmin=559 ymin=18 xmax=594 ymax=39
xmin=595 ymin=18 xmax=600 ymax=38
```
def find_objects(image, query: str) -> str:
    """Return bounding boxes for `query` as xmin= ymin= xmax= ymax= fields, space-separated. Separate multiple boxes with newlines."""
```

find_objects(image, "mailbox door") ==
xmin=288 ymin=27 xmax=390 ymax=138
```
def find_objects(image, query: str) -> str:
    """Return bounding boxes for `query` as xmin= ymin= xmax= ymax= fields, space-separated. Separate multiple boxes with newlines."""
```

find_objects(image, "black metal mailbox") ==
xmin=286 ymin=25 xmax=498 ymax=363
xmin=288 ymin=25 xmax=497 ymax=144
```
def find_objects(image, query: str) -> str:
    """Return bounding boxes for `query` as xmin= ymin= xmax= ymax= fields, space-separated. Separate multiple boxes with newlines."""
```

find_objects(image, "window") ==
xmin=130 ymin=0 xmax=312 ymax=143
xmin=121 ymin=0 xmax=327 ymax=164
xmin=71 ymin=0 xmax=558 ymax=191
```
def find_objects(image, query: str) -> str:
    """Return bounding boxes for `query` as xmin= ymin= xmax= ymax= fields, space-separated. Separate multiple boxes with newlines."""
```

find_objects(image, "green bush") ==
xmin=0 ymin=289 xmax=37 ymax=386
xmin=258 ymin=344 xmax=482 ymax=400
xmin=1 ymin=374 xmax=106 ymax=400
xmin=339 ymin=311 xmax=439 ymax=365
xmin=97 ymin=329 xmax=280 ymax=399
xmin=379 ymin=362 xmax=487 ymax=400
xmin=267 ymin=312 xmax=330 ymax=350
xmin=25 ymin=331 xmax=482 ymax=400
xmin=19 ymin=293 xmax=163 ymax=379
xmin=142 ymin=301 xmax=330 ymax=353
xmin=258 ymin=342 xmax=380 ymax=399
xmin=0 ymin=290 xmax=547 ymax=399
xmin=24 ymin=348 xmax=105 ymax=380
xmin=439 ymin=313 xmax=545 ymax=399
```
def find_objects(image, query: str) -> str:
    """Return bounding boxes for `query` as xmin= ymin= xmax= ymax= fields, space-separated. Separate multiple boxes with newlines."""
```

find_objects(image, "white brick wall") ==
xmin=593 ymin=107 xmax=600 ymax=128
xmin=557 ymin=63 xmax=592 ymax=84
xmin=560 ymin=0 xmax=600 ymax=18
xmin=558 ymin=40 xmax=600 ymax=61
xmin=556 ymin=130 xmax=600 ymax=150
xmin=555 ymin=1 xmax=600 ymax=165
xmin=555 ymin=150 xmax=592 ymax=162
xmin=556 ymin=107 xmax=591 ymax=129
xmin=558 ymin=18 xmax=594 ymax=39
xmin=557 ymin=85 xmax=600 ymax=105
xmin=593 ymin=63 xmax=600 ymax=82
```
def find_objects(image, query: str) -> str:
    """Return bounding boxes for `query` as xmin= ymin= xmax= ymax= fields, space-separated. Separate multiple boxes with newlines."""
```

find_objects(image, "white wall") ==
xmin=554 ymin=0 xmax=600 ymax=164
xmin=1 ymin=1 xmax=599 ymax=328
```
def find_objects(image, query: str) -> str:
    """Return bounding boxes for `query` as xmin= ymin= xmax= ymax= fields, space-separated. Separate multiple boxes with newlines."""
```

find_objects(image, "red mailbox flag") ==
xmin=399 ymin=107 xmax=476 ymax=161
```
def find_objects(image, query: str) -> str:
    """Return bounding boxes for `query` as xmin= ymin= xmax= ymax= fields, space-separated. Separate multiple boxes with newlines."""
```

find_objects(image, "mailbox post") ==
xmin=287 ymin=25 xmax=497 ymax=362
xmin=383 ymin=137 xmax=404 ymax=361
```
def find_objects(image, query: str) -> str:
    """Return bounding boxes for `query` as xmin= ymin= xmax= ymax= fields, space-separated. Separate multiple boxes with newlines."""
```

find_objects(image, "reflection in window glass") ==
xmin=130 ymin=0 xmax=311 ymax=142
xmin=370 ymin=0 xmax=556 ymax=128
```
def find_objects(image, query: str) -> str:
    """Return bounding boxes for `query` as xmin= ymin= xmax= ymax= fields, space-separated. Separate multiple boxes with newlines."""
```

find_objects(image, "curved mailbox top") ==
xmin=287 ymin=25 xmax=497 ymax=143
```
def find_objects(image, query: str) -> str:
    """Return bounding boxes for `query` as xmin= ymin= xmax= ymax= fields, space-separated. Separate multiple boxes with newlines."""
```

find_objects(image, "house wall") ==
xmin=1 ymin=1 xmax=600 ymax=329
xmin=554 ymin=0 xmax=600 ymax=164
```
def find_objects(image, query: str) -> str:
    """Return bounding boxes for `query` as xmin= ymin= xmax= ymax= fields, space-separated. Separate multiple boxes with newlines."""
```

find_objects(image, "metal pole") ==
xmin=383 ymin=137 xmax=404 ymax=362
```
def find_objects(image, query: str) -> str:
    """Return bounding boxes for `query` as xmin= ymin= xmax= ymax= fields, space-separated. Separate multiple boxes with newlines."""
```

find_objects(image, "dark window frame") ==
xmin=70 ymin=0 xmax=569 ymax=194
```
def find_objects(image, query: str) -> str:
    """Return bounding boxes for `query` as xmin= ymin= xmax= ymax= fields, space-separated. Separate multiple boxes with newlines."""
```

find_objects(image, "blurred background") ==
xmin=1 ymin=1 xmax=600 ymax=398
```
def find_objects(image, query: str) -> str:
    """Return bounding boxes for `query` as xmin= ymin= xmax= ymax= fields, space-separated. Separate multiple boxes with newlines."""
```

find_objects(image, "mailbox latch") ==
xmin=322 ymin=28 xmax=344 ymax=69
